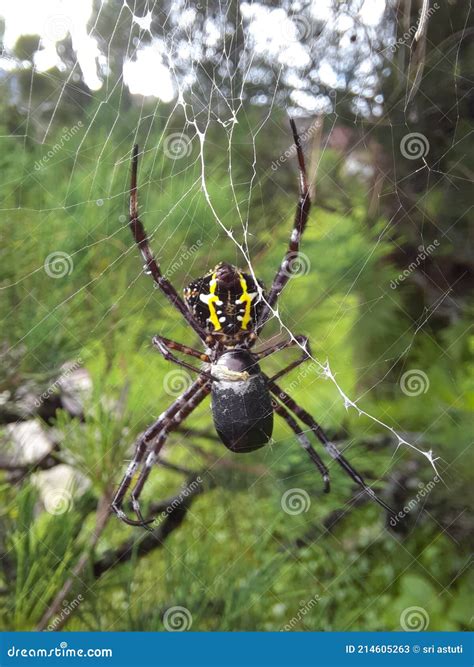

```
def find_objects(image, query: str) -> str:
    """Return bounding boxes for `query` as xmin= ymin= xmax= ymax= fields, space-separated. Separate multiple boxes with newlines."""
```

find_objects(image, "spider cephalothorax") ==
xmin=111 ymin=120 xmax=395 ymax=528
xmin=183 ymin=262 xmax=265 ymax=343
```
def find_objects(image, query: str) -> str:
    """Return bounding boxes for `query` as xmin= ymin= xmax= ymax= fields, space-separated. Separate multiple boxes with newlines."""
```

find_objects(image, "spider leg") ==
xmin=257 ymin=119 xmax=311 ymax=333
xmin=253 ymin=335 xmax=309 ymax=361
xmin=129 ymin=145 xmax=207 ymax=341
xmin=153 ymin=335 xmax=210 ymax=362
xmin=265 ymin=336 xmax=312 ymax=384
xmin=128 ymin=381 xmax=212 ymax=527
xmin=111 ymin=376 xmax=208 ymax=526
xmin=265 ymin=376 xmax=395 ymax=516
xmin=152 ymin=335 xmax=213 ymax=381
xmin=272 ymin=397 xmax=330 ymax=493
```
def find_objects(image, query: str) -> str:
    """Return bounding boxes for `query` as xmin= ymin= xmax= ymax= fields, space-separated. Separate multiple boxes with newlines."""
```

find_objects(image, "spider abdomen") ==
xmin=211 ymin=351 xmax=273 ymax=453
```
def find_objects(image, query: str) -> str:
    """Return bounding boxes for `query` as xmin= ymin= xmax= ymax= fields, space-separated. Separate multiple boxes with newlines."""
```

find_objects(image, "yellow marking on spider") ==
xmin=237 ymin=274 xmax=255 ymax=330
xmin=199 ymin=272 xmax=222 ymax=331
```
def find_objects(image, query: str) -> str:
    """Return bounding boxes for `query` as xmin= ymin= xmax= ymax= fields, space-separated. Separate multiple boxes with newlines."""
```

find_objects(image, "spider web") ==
xmin=1 ymin=0 xmax=470 ymax=494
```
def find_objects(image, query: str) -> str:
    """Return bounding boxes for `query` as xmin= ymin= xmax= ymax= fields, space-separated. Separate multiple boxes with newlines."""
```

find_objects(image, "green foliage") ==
xmin=0 ymin=89 xmax=471 ymax=631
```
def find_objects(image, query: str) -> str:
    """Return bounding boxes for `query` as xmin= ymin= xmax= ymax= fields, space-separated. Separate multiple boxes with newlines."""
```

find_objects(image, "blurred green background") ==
xmin=0 ymin=0 xmax=472 ymax=632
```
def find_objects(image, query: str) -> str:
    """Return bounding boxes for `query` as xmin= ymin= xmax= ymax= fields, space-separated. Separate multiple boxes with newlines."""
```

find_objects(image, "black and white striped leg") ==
xmin=265 ymin=336 xmax=312 ymax=384
xmin=266 ymin=376 xmax=395 ymax=516
xmin=253 ymin=335 xmax=309 ymax=362
xmin=111 ymin=376 xmax=208 ymax=526
xmin=272 ymin=398 xmax=330 ymax=493
xmin=129 ymin=145 xmax=207 ymax=342
xmin=152 ymin=335 xmax=213 ymax=381
xmin=128 ymin=381 xmax=211 ymax=527
xmin=257 ymin=119 xmax=311 ymax=333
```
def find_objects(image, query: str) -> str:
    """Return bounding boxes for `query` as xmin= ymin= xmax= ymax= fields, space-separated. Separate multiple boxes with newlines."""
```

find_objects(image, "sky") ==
xmin=0 ymin=0 xmax=387 ymax=105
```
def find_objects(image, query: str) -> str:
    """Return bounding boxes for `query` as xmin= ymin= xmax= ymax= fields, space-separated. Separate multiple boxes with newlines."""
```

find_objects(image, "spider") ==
xmin=111 ymin=119 xmax=394 ymax=527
